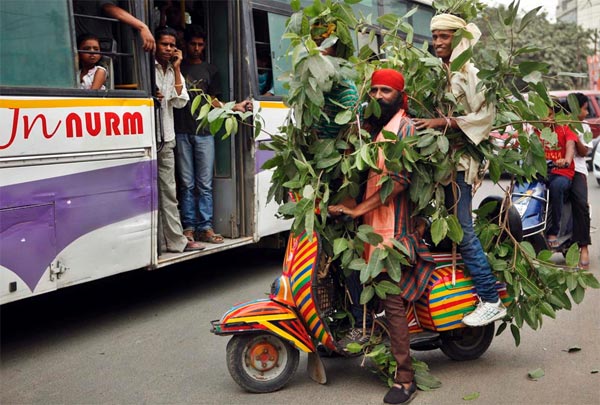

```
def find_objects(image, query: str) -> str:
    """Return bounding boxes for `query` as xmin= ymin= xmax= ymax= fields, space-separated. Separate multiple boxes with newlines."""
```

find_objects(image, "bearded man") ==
xmin=329 ymin=68 xmax=436 ymax=405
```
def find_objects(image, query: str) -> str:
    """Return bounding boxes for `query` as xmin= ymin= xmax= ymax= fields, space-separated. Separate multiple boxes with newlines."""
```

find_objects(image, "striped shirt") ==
xmin=314 ymin=79 xmax=359 ymax=139
xmin=363 ymin=110 xmax=436 ymax=302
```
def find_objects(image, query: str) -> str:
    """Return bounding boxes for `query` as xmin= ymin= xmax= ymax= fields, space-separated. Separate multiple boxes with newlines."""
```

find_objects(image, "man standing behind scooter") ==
xmin=412 ymin=14 xmax=507 ymax=327
xmin=328 ymin=69 xmax=436 ymax=405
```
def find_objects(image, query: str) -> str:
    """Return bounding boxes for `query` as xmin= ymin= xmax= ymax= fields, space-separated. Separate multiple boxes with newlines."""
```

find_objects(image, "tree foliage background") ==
xmin=261 ymin=0 xmax=599 ymax=351
xmin=474 ymin=5 xmax=595 ymax=90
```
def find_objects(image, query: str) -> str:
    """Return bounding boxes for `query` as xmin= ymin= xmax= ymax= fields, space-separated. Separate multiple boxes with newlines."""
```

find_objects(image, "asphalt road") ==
xmin=1 ymin=177 xmax=599 ymax=405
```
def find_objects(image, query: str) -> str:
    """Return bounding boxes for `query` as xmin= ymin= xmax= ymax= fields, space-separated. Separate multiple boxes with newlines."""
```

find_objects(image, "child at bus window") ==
xmin=256 ymin=49 xmax=274 ymax=96
xmin=77 ymin=34 xmax=107 ymax=90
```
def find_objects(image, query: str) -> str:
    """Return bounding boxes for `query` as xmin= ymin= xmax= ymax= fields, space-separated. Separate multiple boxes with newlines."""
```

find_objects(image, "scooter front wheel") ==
xmin=226 ymin=333 xmax=299 ymax=393
xmin=439 ymin=323 xmax=495 ymax=361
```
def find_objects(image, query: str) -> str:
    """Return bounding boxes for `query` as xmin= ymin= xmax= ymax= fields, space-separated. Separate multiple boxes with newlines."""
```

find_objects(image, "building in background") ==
xmin=556 ymin=0 xmax=600 ymax=89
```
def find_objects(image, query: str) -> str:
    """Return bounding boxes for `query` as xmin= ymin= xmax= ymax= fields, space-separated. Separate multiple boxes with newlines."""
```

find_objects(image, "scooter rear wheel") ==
xmin=439 ymin=323 xmax=495 ymax=361
xmin=226 ymin=333 xmax=299 ymax=393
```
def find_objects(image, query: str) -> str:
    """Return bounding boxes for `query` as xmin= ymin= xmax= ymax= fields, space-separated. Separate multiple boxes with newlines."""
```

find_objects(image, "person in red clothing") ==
xmin=540 ymin=104 xmax=578 ymax=247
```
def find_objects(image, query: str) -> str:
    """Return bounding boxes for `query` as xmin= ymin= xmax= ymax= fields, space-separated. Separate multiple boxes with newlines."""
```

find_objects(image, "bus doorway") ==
xmin=160 ymin=0 xmax=253 ymax=257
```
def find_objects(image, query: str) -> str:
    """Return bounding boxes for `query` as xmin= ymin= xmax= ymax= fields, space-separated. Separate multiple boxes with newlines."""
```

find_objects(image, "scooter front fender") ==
xmin=210 ymin=299 xmax=315 ymax=353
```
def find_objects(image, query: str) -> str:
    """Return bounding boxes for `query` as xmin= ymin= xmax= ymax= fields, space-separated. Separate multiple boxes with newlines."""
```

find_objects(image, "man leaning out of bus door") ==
xmin=154 ymin=26 xmax=204 ymax=253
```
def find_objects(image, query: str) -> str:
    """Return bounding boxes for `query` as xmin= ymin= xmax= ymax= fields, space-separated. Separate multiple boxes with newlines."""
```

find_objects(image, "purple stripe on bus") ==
xmin=255 ymin=143 xmax=274 ymax=173
xmin=0 ymin=160 xmax=155 ymax=291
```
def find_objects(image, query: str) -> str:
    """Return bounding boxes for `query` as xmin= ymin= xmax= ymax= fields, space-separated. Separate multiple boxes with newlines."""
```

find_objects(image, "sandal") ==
xmin=184 ymin=240 xmax=205 ymax=251
xmin=547 ymin=237 xmax=559 ymax=249
xmin=183 ymin=229 xmax=195 ymax=242
xmin=197 ymin=228 xmax=224 ymax=244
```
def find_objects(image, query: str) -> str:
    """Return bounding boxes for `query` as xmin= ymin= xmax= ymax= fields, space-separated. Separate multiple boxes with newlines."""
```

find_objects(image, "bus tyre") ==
xmin=479 ymin=196 xmax=523 ymax=242
xmin=226 ymin=333 xmax=299 ymax=393
xmin=439 ymin=323 xmax=495 ymax=361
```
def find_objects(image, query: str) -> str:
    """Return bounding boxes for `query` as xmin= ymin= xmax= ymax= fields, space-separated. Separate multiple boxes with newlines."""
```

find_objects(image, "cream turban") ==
xmin=430 ymin=14 xmax=481 ymax=62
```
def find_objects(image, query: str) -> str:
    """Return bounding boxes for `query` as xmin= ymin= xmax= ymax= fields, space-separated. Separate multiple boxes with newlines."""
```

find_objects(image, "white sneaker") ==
xmin=462 ymin=299 xmax=507 ymax=327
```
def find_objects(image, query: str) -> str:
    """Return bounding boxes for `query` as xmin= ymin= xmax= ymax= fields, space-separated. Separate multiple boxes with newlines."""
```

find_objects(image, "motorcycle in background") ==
xmin=510 ymin=161 xmax=575 ymax=255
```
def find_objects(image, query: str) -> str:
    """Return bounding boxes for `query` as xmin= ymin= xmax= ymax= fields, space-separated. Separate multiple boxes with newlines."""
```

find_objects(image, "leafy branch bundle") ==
xmin=263 ymin=0 xmax=599 ymax=343
xmin=195 ymin=0 xmax=600 ymax=387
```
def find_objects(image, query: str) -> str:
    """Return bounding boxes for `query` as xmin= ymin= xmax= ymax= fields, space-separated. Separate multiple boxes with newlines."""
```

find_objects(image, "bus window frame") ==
xmin=0 ymin=0 xmax=152 ymax=98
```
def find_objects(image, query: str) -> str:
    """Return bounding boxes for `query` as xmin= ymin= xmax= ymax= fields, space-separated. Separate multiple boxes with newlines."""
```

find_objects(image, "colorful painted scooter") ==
xmin=211 ymin=230 xmax=511 ymax=393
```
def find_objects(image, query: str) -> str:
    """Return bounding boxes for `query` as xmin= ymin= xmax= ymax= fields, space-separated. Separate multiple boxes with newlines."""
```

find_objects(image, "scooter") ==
xmin=510 ymin=161 xmax=574 ymax=255
xmin=210 ymin=228 xmax=511 ymax=393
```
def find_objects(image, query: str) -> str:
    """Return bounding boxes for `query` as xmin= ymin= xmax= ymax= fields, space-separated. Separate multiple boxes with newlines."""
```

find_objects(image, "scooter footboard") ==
xmin=412 ymin=267 xmax=511 ymax=332
xmin=210 ymin=299 xmax=315 ymax=352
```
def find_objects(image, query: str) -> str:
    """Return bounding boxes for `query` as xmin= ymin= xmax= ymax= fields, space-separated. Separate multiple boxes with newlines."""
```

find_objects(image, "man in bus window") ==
xmin=73 ymin=0 xmax=155 ymax=52
xmin=174 ymin=25 xmax=251 ymax=245
xmin=154 ymin=26 xmax=204 ymax=253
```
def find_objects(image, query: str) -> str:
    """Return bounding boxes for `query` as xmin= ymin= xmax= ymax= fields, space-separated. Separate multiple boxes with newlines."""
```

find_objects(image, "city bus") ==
xmin=0 ymin=0 xmax=434 ymax=304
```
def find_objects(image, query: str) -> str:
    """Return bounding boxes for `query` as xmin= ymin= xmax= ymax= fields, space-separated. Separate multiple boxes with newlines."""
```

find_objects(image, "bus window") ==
xmin=72 ymin=0 xmax=143 ymax=91
xmin=412 ymin=6 xmax=434 ymax=39
xmin=251 ymin=10 xmax=291 ymax=98
xmin=0 ymin=0 xmax=75 ymax=88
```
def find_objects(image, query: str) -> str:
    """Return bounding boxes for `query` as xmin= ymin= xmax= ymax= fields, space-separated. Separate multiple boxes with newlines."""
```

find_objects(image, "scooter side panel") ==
xmin=288 ymin=231 xmax=337 ymax=351
xmin=417 ymin=267 xmax=511 ymax=332
xmin=213 ymin=298 xmax=315 ymax=352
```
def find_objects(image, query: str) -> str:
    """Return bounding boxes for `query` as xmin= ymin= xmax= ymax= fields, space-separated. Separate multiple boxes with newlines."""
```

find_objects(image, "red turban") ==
xmin=371 ymin=68 xmax=408 ymax=111
xmin=371 ymin=69 xmax=405 ymax=91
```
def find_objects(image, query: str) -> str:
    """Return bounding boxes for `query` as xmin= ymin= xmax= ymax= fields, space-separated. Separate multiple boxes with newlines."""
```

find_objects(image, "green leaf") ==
xmin=333 ymin=237 xmax=348 ymax=256
xmin=539 ymin=302 xmax=556 ymax=319
xmin=446 ymin=215 xmax=464 ymax=244
xmin=345 ymin=342 xmax=363 ymax=353
xmin=315 ymin=155 xmax=342 ymax=169
xmin=518 ymin=7 xmax=542 ymax=32
xmin=360 ymin=284 xmax=375 ymax=304
xmin=334 ymin=109 xmax=353 ymax=125
xmin=528 ymin=367 xmax=545 ymax=380
xmin=450 ymin=47 xmax=472 ymax=72
xmin=463 ymin=392 xmax=480 ymax=401
xmin=430 ymin=218 xmax=448 ymax=246
xmin=522 ymin=71 xmax=542 ymax=84
xmin=378 ymin=279 xmax=402 ymax=295
xmin=583 ymin=273 xmax=600 ymax=289
xmin=570 ymin=285 xmax=585 ymax=304
xmin=564 ymin=243 xmax=580 ymax=268
xmin=510 ymin=323 xmax=521 ymax=346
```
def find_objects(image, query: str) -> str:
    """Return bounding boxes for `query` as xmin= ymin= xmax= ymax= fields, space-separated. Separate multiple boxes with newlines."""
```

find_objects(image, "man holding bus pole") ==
xmin=174 ymin=25 xmax=252 ymax=245
xmin=154 ymin=26 xmax=204 ymax=253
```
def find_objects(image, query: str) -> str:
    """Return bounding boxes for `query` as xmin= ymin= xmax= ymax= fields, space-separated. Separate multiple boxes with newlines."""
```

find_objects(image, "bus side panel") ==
xmin=254 ymin=102 xmax=291 ymax=238
xmin=0 ymin=97 xmax=156 ymax=304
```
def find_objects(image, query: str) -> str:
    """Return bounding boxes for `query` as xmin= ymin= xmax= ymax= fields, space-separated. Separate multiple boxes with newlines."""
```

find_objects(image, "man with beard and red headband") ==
xmin=329 ymin=69 xmax=436 ymax=405
xmin=413 ymin=14 xmax=506 ymax=327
